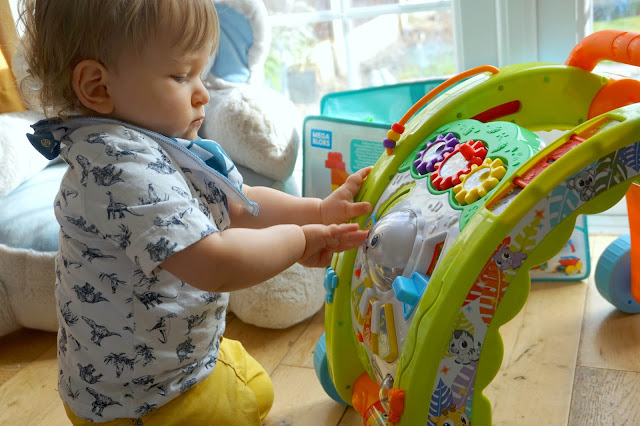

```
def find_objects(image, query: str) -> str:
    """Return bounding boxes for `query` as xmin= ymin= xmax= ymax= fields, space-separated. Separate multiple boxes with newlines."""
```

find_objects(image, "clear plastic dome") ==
xmin=363 ymin=208 xmax=419 ymax=291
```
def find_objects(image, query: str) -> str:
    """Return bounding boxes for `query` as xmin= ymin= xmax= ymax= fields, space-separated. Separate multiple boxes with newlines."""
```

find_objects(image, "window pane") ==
xmin=592 ymin=0 xmax=640 ymax=78
xmin=354 ymin=10 xmax=454 ymax=88
xmin=263 ymin=0 xmax=331 ymax=14
xmin=264 ymin=5 xmax=454 ymax=116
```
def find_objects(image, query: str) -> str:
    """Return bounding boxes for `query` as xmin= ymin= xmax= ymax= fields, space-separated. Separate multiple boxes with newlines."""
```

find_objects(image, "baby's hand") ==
xmin=321 ymin=166 xmax=373 ymax=225
xmin=298 ymin=223 xmax=368 ymax=267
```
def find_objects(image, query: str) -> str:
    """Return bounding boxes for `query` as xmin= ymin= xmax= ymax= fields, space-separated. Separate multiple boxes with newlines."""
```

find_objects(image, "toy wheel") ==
xmin=313 ymin=333 xmax=347 ymax=405
xmin=565 ymin=265 xmax=576 ymax=275
xmin=595 ymin=235 xmax=640 ymax=313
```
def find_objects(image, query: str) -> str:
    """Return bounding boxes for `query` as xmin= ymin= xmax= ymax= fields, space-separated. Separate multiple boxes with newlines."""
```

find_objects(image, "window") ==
xmin=263 ymin=0 xmax=455 ymax=116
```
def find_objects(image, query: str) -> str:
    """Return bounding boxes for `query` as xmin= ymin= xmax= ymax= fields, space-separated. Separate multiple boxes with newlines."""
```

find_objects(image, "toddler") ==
xmin=18 ymin=0 xmax=372 ymax=424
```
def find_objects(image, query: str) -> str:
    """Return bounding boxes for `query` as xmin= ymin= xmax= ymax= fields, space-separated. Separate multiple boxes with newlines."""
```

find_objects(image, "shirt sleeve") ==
xmin=78 ymin=129 xmax=218 ymax=277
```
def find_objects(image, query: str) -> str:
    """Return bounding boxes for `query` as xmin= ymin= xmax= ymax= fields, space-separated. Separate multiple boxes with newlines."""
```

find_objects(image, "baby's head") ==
xmin=19 ymin=0 xmax=218 ymax=140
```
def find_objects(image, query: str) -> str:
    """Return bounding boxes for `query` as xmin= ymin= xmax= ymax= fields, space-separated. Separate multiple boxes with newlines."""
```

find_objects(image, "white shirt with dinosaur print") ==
xmin=48 ymin=121 xmax=253 ymax=422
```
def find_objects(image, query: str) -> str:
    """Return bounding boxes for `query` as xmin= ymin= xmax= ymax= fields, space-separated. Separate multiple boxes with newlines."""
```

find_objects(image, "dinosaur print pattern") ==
xmin=99 ymin=272 xmax=127 ymax=294
xmin=184 ymin=310 xmax=210 ymax=334
xmin=139 ymin=183 xmax=169 ymax=205
xmin=106 ymin=191 xmax=143 ymax=220
xmin=78 ymin=363 xmax=103 ymax=384
xmin=86 ymin=387 xmax=123 ymax=417
xmin=104 ymin=224 xmax=132 ymax=250
xmin=176 ymin=337 xmax=195 ymax=363
xmin=49 ymin=121 xmax=246 ymax=421
xmin=145 ymin=237 xmax=178 ymax=262
xmin=73 ymin=283 xmax=109 ymax=303
xmin=65 ymin=215 xmax=101 ymax=235
xmin=82 ymin=316 xmax=122 ymax=346
xmin=133 ymin=290 xmax=177 ymax=309
xmin=91 ymin=164 xmax=125 ymax=186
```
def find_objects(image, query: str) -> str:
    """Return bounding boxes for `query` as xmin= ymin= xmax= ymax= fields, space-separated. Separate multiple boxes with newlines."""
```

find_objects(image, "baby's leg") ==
xmin=64 ymin=337 xmax=273 ymax=425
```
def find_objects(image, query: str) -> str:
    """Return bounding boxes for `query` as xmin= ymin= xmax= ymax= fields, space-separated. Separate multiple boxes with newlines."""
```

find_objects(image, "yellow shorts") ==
xmin=64 ymin=337 xmax=274 ymax=425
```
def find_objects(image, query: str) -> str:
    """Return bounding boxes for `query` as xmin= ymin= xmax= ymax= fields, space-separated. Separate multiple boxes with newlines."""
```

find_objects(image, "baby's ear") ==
xmin=71 ymin=59 xmax=114 ymax=114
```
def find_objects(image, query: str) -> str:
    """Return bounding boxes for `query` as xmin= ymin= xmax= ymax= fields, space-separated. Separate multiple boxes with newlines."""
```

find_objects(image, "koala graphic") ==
xmin=567 ymin=168 xmax=596 ymax=202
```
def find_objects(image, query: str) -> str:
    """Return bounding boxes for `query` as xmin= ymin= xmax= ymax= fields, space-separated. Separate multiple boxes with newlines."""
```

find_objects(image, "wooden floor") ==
xmin=2 ymin=235 xmax=640 ymax=425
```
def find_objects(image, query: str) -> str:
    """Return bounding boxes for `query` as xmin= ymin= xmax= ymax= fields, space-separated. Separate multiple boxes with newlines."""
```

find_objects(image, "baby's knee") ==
xmin=247 ymin=369 xmax=274 ymax=420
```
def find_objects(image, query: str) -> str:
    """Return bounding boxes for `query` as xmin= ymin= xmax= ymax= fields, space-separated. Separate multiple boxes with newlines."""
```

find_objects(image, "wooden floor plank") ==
xmin=0 ymin=344 xmax=69 ymax=425
xmin=224 ymin=313 xmax=312 ymax=375
xmin=338 ymin=406 xmax=365 ymax=426
xmin=281 ymin=309 xmax=325 ymax=369
xmin=264 ymin=364 xmax=347 ymax=426
xmin=578 ymin=236 xmax=640 ymax=372
xmin=484 ymin=279 xmax=587 ymax=425
xmin=0 ymin=328 xmax=56 ymax=387
xmin=569 ymin=366 xmax=640 ymax=425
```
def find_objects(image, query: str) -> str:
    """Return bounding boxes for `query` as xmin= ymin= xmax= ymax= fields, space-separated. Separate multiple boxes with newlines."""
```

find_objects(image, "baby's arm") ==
xmin=161 ymin=167 xmax=373 ymax=293
xmin=159 ymin=222 xmax=366 ymax=293
xmin=231 ymin=167 xmax=373 ymax=228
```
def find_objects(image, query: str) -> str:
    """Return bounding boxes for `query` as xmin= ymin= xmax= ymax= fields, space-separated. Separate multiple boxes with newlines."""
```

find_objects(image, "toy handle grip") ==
xmin=565 ymin=30 xmax=640 ymax=71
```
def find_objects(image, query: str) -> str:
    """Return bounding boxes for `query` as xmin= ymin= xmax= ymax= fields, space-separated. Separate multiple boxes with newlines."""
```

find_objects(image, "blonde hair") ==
xmin=18 ymin=0 xmax=219 ymax=117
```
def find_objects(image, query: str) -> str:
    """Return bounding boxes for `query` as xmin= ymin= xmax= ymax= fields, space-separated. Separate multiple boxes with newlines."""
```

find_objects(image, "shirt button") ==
xmin=41 ymin=138 xmax=51 ymax=148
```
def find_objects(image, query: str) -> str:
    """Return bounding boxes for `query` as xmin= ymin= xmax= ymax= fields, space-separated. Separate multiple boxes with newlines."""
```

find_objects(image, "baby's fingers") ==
xmin=327 ymin=224 xmax=368 ymax=250
xmin=342 ymin=166 xmax=373 ymax=194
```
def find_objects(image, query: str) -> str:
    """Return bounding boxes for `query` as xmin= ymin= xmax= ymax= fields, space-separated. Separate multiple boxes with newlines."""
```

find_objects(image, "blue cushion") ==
xmin=213 ymin=4 xmax=253 ymax=83
xmin=0 ymin=161 xmax=66 ymax=252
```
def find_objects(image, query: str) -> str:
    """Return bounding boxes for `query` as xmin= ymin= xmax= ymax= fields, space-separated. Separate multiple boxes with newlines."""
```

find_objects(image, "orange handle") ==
xmin=398 ymin=65 xmax=500 ymax=127
xmin=565 ymin=30 xmax=640 ymax=71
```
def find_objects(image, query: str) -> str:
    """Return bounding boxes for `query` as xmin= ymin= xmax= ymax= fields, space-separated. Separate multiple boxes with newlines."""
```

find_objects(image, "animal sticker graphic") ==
xmin=567 ymin=168 xmax=597 ymax=201
xmin=448 ymin=330 xmax=481 ymax=365
xmin=429 ymin=404 xmax=471 ymax=426
xmin=492 ymin=244 xmax=528 ymax=270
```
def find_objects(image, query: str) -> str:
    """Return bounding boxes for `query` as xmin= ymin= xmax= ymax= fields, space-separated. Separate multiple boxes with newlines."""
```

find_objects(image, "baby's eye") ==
xmin=172 ymin=75 xmax=188 ymax=83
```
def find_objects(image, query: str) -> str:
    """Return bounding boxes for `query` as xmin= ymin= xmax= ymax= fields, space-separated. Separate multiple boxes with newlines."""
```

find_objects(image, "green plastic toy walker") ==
xmin=313 ymin=30 xmax=640 ymax=426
